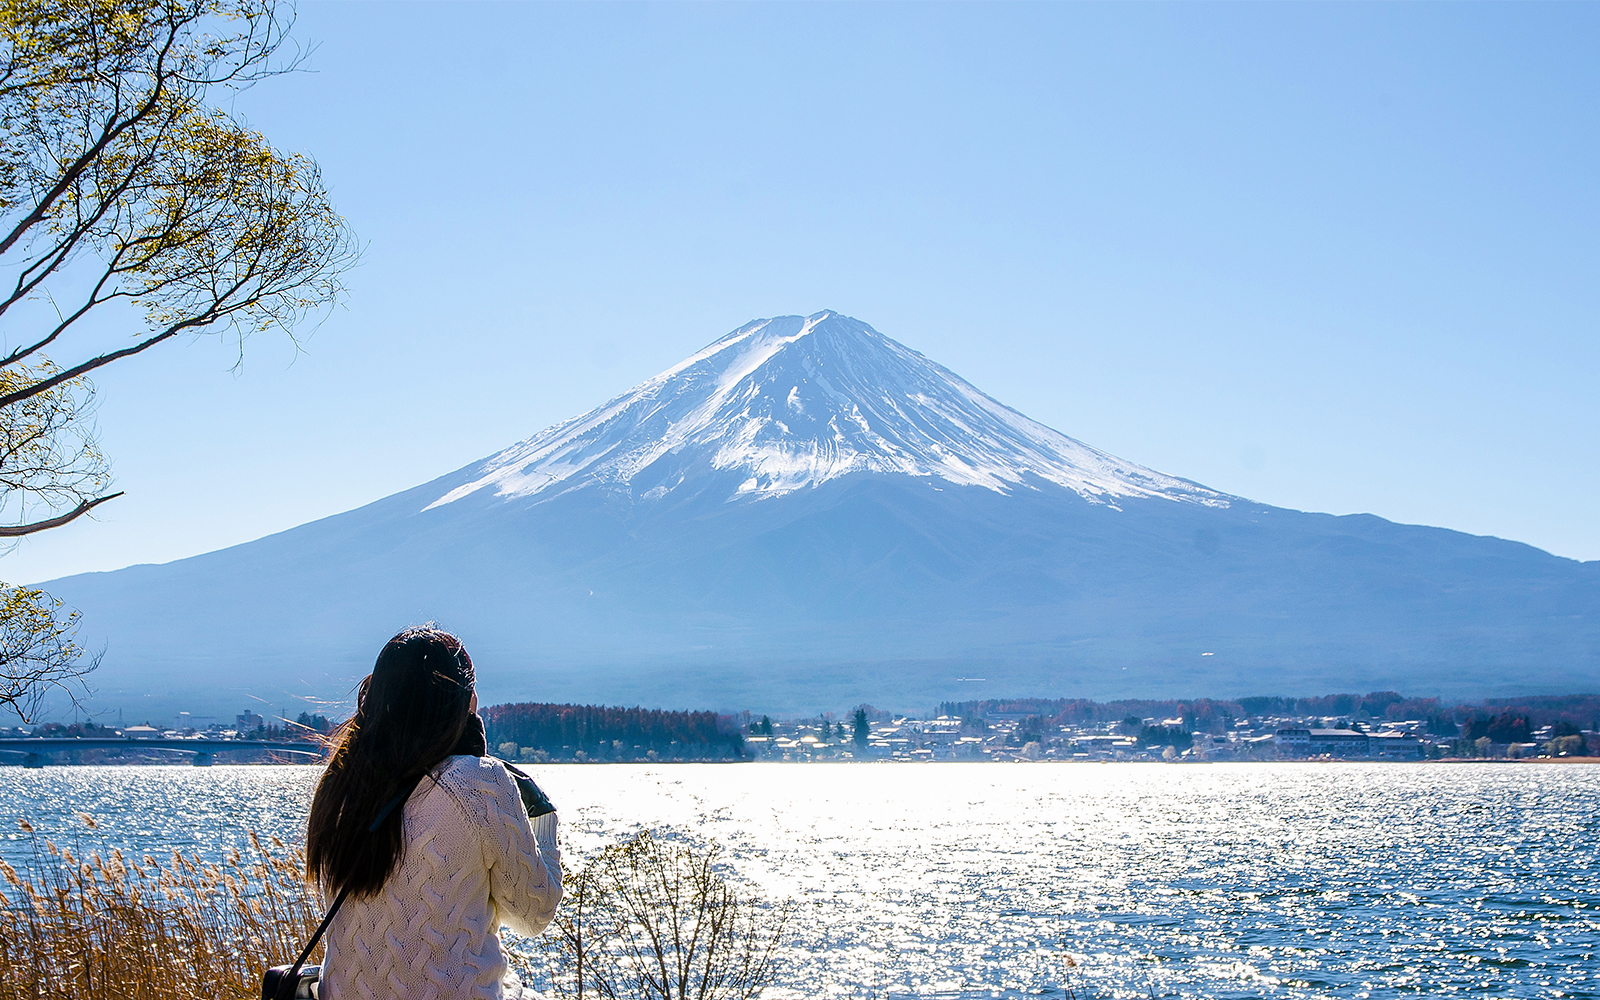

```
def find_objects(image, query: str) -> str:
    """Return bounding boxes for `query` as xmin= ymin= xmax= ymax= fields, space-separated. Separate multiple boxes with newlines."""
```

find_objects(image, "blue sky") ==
xmin=7 ymin=1 xmax=1598 ymax=584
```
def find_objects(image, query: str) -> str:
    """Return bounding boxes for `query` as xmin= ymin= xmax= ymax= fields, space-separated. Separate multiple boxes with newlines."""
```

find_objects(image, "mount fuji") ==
xmin=426 ymin=311 xmax=1226 ymax=511
xmin=41 ymin=311 xmax=1600 ymax=718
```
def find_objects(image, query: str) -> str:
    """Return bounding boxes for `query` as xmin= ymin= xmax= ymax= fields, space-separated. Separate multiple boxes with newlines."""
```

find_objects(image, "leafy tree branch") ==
xmin=0 ymin=0 xmax=356 ymax=718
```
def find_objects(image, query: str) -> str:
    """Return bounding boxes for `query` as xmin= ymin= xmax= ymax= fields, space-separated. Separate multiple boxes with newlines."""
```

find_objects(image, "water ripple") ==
xmin=2 ymin=762 xmax=1596 ymax=998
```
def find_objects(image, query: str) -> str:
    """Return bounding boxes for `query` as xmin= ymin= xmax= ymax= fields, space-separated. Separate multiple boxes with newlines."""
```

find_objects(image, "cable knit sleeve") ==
xmin=478 ymin=758 xmax=563 ymax=937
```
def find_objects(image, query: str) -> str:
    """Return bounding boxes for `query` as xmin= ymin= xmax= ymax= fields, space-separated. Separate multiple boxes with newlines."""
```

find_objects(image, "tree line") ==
xmin=483 ymin=702 xmax=747 ymax=760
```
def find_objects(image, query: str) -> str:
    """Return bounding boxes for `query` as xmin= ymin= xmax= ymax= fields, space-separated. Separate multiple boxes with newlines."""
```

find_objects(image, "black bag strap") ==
xmin=273 ymin=774 xmax=427 ymax=1000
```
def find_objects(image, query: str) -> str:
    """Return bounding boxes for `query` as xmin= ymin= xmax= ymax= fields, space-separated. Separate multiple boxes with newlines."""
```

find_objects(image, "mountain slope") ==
xmin=40 ymin=312 xmax=1599 ymax=718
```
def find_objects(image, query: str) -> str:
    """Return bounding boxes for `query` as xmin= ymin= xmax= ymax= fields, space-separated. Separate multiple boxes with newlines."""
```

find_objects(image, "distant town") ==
xmin=741 ymin=693 xmax=1600 ymax=762
xmin=3 ymin=692 xmax=1597 ymax=765
xmin=742 ymin=711 xmax=1596 ymax=762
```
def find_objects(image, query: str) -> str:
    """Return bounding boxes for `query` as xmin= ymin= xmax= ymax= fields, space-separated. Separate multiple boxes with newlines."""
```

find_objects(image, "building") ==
xmin=1308 ymin=729 xmax=1369 ymax=755
xmin=237 ymin=710 xmax=266 ymax=730
xmin=1275 ymin=728 xmax=1311 ymax=750
xmin=1369 ymin=732 xmax=1423 ymax=757
xmin=1069 ymin=734 xmax=1138 ymax=757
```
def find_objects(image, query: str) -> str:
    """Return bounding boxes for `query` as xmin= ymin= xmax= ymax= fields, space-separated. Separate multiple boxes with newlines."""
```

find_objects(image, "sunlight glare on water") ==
xmin=3 ymin=762 xmax=1597 ymax=998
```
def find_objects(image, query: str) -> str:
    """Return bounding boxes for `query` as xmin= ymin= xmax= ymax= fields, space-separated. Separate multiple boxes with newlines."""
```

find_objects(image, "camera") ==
xmin=502 ymin=760 xmax=555 ymax=817
xmin=262 ymin=963 xmax=321 ymax=999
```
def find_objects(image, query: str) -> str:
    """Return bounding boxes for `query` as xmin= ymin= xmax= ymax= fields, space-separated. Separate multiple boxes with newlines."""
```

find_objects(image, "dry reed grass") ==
xmin=0 ymin=819 xmax=786 ymax=1000
xmin=0 ymin=814 xmax=322 ymax=1000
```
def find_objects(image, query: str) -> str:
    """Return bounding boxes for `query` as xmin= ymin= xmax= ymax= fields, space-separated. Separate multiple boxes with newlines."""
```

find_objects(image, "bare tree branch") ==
xmin=0 ymin=360 xmax=109 ymax=534
xmin=0 ymin=489 xmax=117 ymax=535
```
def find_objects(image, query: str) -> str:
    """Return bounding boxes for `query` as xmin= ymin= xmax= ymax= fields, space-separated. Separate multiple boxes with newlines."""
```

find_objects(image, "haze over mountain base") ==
xmin=39 ymin=312 xmax=1598 ymax=720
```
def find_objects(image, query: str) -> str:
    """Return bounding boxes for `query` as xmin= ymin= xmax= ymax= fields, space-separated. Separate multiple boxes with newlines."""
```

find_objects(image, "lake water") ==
xmin=3 ymin=762 xmax=1597 ymax=999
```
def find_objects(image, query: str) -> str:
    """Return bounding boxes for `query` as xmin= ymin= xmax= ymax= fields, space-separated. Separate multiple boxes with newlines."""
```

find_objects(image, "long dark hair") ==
xmin=306 ymin=627 xmax=476 ymax=898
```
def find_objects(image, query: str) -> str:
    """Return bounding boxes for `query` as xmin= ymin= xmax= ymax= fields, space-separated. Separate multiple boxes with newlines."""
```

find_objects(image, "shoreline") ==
xmin=7 ymin=755 xmax=1600 ymax=768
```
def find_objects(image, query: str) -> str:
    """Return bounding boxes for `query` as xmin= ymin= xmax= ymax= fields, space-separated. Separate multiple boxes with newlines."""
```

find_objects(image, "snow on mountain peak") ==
xmin=425 ymin=311 xmax=1229 ymax=511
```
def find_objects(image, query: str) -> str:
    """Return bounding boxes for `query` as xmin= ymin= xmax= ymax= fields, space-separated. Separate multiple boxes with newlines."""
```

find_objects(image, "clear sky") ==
xmin=5 ymin=1 xmax=1598 ymax=585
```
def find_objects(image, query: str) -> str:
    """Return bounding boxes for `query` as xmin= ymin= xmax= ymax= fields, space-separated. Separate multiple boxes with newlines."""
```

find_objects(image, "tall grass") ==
xmin=0 ymin=815 xmax=322 ymax=1000
xmin=1 ymin=819 xmax=787 ymax=1000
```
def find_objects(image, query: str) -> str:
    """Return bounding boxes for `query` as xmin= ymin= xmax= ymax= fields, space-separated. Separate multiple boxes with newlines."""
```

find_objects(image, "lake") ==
xmin=3 ymin=761 xmax=1597 ymax=999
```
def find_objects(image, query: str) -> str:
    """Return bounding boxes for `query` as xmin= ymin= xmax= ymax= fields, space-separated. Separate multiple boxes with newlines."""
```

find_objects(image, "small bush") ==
xmin=515 ymin=831 xmax=787 ymax=1000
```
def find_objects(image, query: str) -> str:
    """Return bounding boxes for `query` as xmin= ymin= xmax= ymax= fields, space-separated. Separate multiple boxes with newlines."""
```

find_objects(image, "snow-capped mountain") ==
xmin=38 ymin=312 xmax=1599 ymax=720
xmin=428 ymin=311 xmax=1227 ymax=510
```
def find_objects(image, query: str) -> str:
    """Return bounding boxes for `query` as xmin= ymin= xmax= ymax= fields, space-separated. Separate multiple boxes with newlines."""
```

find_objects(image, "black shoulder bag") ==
xmin=261 ymin=774 xmax=426 ymax=1000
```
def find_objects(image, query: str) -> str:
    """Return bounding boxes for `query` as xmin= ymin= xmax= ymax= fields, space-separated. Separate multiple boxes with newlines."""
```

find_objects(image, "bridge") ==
xmin=0 ymin=737 xmax=325 ymax=767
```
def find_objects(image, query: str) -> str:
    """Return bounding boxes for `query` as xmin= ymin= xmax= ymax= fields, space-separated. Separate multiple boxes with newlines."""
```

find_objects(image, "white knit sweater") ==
xmin=321 ymin=755 xmax=563 ymax=1000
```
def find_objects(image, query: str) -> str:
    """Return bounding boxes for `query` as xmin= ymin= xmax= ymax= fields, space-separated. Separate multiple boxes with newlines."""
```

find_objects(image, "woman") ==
xmin=306 ymin=627 xmax=562 ymax=999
